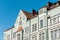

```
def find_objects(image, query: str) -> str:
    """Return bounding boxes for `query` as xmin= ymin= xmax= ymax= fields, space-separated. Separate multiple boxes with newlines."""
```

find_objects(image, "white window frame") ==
xmin=7 ymin=35 xmax=10 ymax=40
xmin=51 ymin=31 xmax=53 ymax=40
xmin=17 ymin=34 xmax=20 ymax=40
xmin=40 ymin=20 xmax=43 ymax=28
xmin=13 ymin=32 xmax=16 ymax=39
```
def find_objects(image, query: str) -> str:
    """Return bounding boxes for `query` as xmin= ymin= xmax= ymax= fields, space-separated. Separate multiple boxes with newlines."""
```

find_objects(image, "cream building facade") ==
xmin=4 ymin=0 xmax=60 ymax=40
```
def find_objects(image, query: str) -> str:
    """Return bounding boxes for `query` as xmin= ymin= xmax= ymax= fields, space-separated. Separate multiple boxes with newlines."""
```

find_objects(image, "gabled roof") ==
xmin=22 ymin=10 xmax=33 ymax=18
xmin=22 ymin=10 xmax=38 ymax=19
xmin=16 ymin=26 xmax=23 ymax=32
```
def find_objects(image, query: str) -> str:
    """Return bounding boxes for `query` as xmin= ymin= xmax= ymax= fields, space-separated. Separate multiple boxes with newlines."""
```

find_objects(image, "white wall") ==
xmin=16 ymin=31 xmax=23 ymax=40
xmin=4 ymin=28 xmax=13 ymax=40
xmin=14 ymin=10 xmax=27 ymax=31
xmin=48 ymin=6 xmax=60 ymax=17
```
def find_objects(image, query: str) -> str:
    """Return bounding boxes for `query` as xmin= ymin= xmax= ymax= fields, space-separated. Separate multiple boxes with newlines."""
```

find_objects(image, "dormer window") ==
xmin=20 ymin=17 xmax=21 ymax=19
xmin=40 ymin=10 xmax=43 ymax=14
xmin=19 ymin=20 xmax=22 ymax=25
xmin=23 ymin=16 xmax=26 ymax=20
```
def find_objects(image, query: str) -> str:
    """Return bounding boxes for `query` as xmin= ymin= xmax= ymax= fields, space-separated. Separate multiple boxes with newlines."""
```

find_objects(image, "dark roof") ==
xmin=22 ymin=10 xmax=38 ymax=19
xmin=22 ymin=10 xmax=33 ymax=18
xmin=39 ymin=1 xmax=60 ymax=11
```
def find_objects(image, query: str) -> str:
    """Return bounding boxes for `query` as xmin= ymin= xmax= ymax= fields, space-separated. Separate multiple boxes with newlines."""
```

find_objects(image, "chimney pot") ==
xmin=32 ymin=9 xmax=36 ymax=16
xmin=48 ymin=2 xmax=53 ymax=7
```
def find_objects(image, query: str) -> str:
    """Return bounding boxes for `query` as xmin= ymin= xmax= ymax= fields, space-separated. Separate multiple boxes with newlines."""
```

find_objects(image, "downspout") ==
xmin=22 ymin=30 xmax=23 ymax=40
xmin=46 ymin=10 xmax=49 ymax=40
xmin=38 ymin=11 xmax=39 ymax=31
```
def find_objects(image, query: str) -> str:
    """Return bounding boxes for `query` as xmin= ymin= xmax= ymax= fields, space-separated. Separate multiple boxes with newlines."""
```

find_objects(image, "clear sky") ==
xmin=0 ymin=0 xmax=57 ymax=40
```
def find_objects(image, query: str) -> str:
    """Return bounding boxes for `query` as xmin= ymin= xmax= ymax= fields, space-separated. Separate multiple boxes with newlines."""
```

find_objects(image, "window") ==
xmin=23 ymin=16 xmax=26 ymax=20
xmin=35 ymin=23 xmax=37 ymax=31
xmin=19 ymin=20 xmax=22 ymax=25
xmin=25 ymin=28 xmax=27 ymax=34
xmin=20 ymin=17 xmax=21 ymax=19
xmin=54 ymin=30 xmax=57 ymax=39
xmin=39 ymin=33 xmax=44 ymax=40
xmin=25 ymin=27 xmax=30 ymax=34
xmin=39 ymin=34 xmax=41 ymax=40
xmin=40 ymin=20 xmax=43 ymax=28
xmin=51 ymin=31 xmax=53 ymax=40
xmin=29 ymin=35 xmax=31 ymax=40
xmin=7 ymin=35 xmax=10 ymax=40
xmin=32 ymin=36 xmax=34 ymax=40
xmin=17 ymin=34 xmax=20 ymax=40
xmin=32 ymin=35 xmax=37 ymax=40
xmin=53 ymin=17 xmax=58 ymax=24
xmin=56 ymin=17 xmax=59 ymax=23
xmin=53 ymin=18 xmax=56 ymax=24
xmin=50 ymin=19 xmax=53 ymax=25
xmin=40 ymin=9 xmax=43 ymax=14
xmin=42 ymin=33 xmax=44 ymax=40
xmin=13 ymin=32 xmax=16 ymax=39
xmin=59 ymin=29 xmax=60 ymax=38
xmin=32 ymin=25 xmax=35 ymax=32
xmin=35 ymin=36 xmax=37 ymax=40
xmin=32 ymin=23 xmax=37 ymax=32
xmin=26 ymin=37 xmax=28 ymax=40
xmin=58 ymin=17 xmax=60 ymax=22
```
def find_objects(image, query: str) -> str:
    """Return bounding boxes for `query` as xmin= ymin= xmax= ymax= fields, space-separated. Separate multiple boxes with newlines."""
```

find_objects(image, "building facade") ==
xmin=4 ymin=0 xmax=60 ymax=40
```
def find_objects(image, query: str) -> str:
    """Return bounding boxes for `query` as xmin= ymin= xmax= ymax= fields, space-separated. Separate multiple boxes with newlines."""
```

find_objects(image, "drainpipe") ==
xmin=22 ymin=30 xmax=23 ymax=40
xmin=46 ymin=11 xmax=49 ymax=40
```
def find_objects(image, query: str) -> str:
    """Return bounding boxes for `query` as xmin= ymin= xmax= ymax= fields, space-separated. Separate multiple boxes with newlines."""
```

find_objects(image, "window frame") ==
xmin=40 ymin=20 xmax=43 ymax=28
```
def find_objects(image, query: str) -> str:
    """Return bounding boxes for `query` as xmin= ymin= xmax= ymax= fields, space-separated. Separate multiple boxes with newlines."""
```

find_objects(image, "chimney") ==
xmin=32 ymin=9 xmax=37 ymax=16
xmin=48 ymin=2 xmax=53 ymax=7
xmin=58 ymin=0 xmax=60 ymax=5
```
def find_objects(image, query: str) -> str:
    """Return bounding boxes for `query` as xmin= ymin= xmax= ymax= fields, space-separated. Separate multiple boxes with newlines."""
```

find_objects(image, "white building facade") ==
xmin=4 ymin=0 xmax=60 ymax=40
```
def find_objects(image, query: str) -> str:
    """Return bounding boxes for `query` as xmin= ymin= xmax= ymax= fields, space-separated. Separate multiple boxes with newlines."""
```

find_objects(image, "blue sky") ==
xmin=0 ymin=0 xmax=57 ymax=40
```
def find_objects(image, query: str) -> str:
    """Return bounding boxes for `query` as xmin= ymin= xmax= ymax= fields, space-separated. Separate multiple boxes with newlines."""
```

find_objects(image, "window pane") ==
xmin=19 ymin=21 xmax=22 ymax=25
xmin=17 ymin=34 xmax=20 ymax=40
xmin=32 ymin=36 xmax=34 ymax=40
xmin=7 ymin=35 xmax=10 ymax=40
xmin=13 ymin=32 xmax=16 ymax=39
xmin=42 ymin=33 xmax=44 ymax=40
xmin=50 ymin=19 xmax=53 ymax=25
xmin=59 ymin=29 xmax=60 ymax=38
xmin=59 ymin=17 xmax=60 ymax=22
xmin=32 ymin=25 xmax=34 ymax=32
xmin=35 ymin=23 xmax=37 ymax=31
xmin=51 ymin=31 xmax=53 ymax=40
xmin=53 ymin=18 xmax=58 ymax=24
xmin=35 ymin=36 xmax=37 ymax=40
xmin=54 ymin=30 xmax=57 ymax=39
xmin=29 ymin=35 xmax=31 ymax=40
xmin=53 ymin=18 xmax=56 ymax=24
xmin=40 ymin=20 xmax=43 ymax=28
xmin=39 ymin=34 xmax=41 ymax=40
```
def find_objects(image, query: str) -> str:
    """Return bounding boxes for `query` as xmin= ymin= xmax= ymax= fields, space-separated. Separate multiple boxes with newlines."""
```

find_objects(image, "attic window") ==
xmin=40 ymin=9 xmax=43 ymax=14
xmin=20 ymin=17 xmax=21 ymax=19
xmin=23 ymin=16 xmax=26 ymax=20
xmin=19 ymin=21 xmax=22 ymax=25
